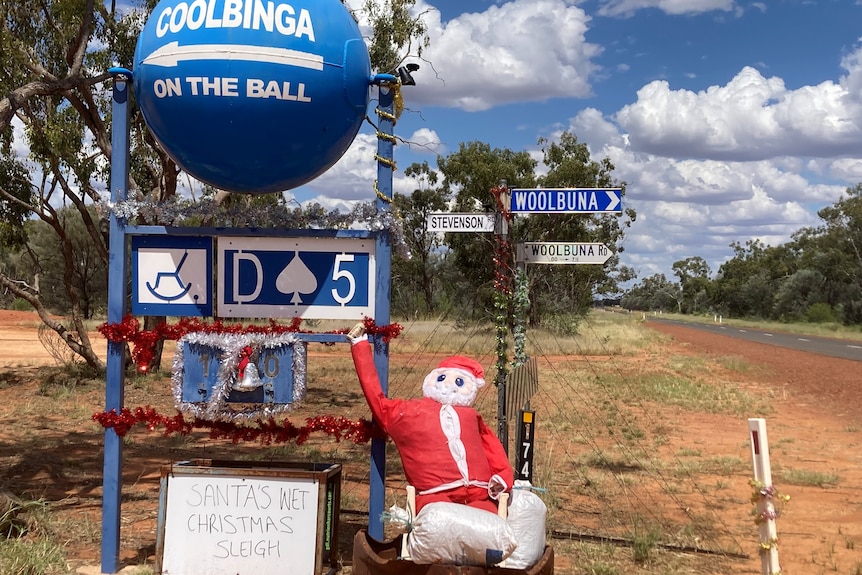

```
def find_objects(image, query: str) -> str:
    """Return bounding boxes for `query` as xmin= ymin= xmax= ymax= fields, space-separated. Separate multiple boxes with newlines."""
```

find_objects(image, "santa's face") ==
xmin=422 ymin=367 xmax=479 ymax=406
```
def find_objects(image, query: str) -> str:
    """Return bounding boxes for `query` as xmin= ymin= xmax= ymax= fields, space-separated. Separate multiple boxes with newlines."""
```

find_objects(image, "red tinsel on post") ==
xmin=93 ymin=407 xmax=385 ymax=445
xmin=97 ymin=315 xmax=403 ymax=371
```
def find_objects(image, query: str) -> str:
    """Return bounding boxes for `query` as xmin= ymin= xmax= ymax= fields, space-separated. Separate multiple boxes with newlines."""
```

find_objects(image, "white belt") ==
xmin=418 ymin=478 xmax=489 ymax=496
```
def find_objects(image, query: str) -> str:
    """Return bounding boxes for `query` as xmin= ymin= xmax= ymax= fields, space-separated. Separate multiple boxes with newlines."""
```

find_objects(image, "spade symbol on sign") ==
xmin=276 ymin=250 xmax=317 ymax=304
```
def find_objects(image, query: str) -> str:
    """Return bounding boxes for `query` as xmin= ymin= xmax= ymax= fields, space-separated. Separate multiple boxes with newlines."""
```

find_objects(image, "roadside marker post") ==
xmin=748 ymin=418 xmax=781 ymax=575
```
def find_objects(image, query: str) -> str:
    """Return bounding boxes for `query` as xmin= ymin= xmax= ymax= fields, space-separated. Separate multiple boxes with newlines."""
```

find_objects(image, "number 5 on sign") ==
xmin=332 ymin=254 xmax=356 ymax=306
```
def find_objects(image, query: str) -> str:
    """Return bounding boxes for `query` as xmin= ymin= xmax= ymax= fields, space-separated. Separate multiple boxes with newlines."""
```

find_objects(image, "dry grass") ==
xmin=3 ymin=310 xmax=852 ymax=574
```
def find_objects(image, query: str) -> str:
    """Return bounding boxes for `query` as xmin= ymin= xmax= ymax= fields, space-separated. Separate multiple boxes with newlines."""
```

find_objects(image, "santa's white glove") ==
xmin=487 ymin=474 xmax=508 ymax=500
xmin=346 ymin=323 xmax=367 ymax=345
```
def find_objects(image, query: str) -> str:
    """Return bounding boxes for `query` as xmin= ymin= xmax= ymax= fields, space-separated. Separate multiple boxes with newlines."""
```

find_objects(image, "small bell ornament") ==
xmin=233 ymin=345 xmax=263 ymax=392
xmin=233 ymin=362 xmax=263 ymax=392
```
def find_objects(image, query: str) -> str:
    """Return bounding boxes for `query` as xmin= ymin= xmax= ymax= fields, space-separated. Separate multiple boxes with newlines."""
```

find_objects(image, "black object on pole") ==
xmin=515 ymin=410 xmax=536 ymax=481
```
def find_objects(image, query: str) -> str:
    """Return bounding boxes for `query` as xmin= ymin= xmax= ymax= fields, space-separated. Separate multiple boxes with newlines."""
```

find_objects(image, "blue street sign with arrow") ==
xmin=510 ymin=188 xmax=622 ymax=214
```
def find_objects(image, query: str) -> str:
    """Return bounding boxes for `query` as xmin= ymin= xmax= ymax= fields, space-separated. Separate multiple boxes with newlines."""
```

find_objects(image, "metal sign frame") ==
xmin=101 ymin=69 xmax=396 ymax=572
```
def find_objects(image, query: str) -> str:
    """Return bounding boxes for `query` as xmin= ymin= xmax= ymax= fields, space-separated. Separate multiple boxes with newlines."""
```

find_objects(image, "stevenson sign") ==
xmin=426 ymin=212 xmax=495 ymax=233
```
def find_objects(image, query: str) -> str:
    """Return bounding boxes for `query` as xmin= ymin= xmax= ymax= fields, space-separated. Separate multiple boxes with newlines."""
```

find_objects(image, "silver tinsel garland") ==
xmin=172 ymin=331 xmax=307 ymax=422
xmin=103 ymin=198 xmax=410 ymax=259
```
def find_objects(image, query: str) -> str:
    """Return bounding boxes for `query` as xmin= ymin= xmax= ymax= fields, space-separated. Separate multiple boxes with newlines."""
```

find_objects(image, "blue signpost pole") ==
xmin=101 ymin=68 xmax=132 ymax=574
xmin=368 ymin=77 xmax=396 ymax=541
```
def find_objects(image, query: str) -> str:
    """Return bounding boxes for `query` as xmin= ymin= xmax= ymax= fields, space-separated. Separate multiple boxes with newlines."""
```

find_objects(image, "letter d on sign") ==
xmin=233 ymin=251 xmax=263 ymax=303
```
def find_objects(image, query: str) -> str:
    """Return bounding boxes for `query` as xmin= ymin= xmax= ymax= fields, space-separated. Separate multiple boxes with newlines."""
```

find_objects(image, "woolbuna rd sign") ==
xmin=133 ymin=0 xmax=371 ymax=194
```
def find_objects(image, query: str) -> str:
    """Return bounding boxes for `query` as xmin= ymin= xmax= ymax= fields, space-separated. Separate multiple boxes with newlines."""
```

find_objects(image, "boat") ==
xmin=352 ymin=530 xmax=555 ymax=575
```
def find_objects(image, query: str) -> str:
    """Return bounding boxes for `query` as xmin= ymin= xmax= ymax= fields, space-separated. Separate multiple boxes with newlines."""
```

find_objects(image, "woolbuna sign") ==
xmin=133 ymin=0 xmax=371 ymax=194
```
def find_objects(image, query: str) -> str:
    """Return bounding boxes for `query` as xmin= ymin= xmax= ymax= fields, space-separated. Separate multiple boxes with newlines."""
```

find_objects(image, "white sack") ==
xmin=506 ymin=481 xmax=548 ymax=569
xmin=406 ymin=502 xmax=517 ymax=566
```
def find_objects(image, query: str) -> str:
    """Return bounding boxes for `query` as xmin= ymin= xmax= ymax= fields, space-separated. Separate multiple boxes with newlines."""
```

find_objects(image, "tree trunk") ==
xmin=144 ymin=315 xmax=166 ymax=372
xmin=0 ymin=273 xmax=104 ymax=370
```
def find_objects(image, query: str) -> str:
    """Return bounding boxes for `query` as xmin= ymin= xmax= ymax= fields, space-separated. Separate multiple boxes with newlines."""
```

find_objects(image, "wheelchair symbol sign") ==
xmin=131 ymin=236 xmax=213 ymax=316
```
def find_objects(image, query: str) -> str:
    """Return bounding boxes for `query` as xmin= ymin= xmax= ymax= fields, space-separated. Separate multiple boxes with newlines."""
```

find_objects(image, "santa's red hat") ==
xmin=437 ymin=356 xmax=485 ymax=388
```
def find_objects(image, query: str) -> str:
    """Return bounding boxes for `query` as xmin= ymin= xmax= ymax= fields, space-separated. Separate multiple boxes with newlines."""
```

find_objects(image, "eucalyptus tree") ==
xmin=391 ymin=162 xmax=450 ymax=315
xmin=712 ymin=239 xmax=794 ymax=319
xmin=436 ymin=141 xmax=537 ymax=319
xmin=433 ymin=132 xmax=635 ymax=326
xmin=0 ymin=0 xmax=137 ymax=368
xmin=620 ymin=273 xmax=679 ymax=312
xmin=671 ymin=256 xmax=711 ymax=313
xmin=356 ymin=0 xmax=430 ymax=76
xmin=787 ymin=183 xmax=862 ymax=323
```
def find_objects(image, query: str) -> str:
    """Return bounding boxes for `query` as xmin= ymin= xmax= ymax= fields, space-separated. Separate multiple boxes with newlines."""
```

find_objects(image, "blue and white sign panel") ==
xmin=131 ymin=235 xmax=213 ymax=316
xmin=217 ymin=237 xmax=374 ymax=319
xmin=510 ymin=188 xmax=622 ymax=214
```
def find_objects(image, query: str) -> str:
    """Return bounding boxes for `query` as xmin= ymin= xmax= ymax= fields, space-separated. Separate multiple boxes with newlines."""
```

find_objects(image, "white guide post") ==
xmin=748 ymin=418 xmax=781 ymax=575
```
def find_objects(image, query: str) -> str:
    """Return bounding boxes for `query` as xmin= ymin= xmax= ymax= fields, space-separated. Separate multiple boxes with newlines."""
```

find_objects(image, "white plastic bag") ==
xmin=381 ymin=504 xmax=411 ymax=535
xmin=406 ymin=502 xmax=517 ymax=566
xmin=506 ymin=481 xmax=547 ymax=569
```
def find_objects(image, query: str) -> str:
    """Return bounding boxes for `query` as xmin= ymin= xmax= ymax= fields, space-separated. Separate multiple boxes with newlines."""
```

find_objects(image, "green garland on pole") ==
xmin=512 ymin=266 xmax=530 ymax=368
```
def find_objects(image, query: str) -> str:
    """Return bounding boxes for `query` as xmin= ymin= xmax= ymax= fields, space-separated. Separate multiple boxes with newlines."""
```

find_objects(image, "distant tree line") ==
xmin=621 ymin=183 xmax=862 ymax=325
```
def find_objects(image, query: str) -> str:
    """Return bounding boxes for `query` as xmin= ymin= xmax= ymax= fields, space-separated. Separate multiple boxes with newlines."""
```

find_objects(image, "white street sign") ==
xmin=517 ymin=242 xmax=613 ymax=264
xmin=426 ymin=212 xmax=495 ymax=232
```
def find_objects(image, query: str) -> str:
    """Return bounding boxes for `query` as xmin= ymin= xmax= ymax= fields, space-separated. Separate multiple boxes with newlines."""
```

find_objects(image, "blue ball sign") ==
xmin=133 ymin=0 xmax=371 ymax=193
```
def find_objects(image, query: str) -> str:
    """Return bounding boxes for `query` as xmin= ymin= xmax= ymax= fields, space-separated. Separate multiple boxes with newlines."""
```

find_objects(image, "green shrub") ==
xmin=806 ymin=302 xmax=835 ymax=323
xmin=10 ymin=299 xmax=33 ymax=312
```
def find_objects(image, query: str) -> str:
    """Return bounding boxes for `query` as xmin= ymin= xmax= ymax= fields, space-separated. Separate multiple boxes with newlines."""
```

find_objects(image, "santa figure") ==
xmin=348 ymin=324 xmax=513 ymax=514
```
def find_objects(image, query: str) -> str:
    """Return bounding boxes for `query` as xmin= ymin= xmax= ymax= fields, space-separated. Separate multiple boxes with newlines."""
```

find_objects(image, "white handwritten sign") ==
xmin=160 ymin=473 xmax=320 ymax=575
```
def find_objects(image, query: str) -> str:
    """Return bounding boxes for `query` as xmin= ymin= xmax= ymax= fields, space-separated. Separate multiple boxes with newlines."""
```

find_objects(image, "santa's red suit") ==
xmin=351 ymin=338 xmax=513 ymax=514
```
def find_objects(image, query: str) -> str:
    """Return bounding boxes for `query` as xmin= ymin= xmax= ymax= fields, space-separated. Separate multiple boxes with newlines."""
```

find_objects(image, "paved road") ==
xmin=647 ymin=318 xmax=862 ymax=362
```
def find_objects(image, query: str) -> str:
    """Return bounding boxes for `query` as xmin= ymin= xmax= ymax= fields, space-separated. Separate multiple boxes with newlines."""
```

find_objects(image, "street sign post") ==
xmin=510 ymin=188 xmax=622 ymax=214
xmin=517 ymin=242 xmax=613 ymax=265
xmin=426 ymin=212 xmax=495 ymax=232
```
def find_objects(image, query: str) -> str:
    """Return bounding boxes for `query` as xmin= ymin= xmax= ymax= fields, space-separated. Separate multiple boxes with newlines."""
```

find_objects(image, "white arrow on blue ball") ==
xmin=142 ymin=41 xmax=324 ymax=70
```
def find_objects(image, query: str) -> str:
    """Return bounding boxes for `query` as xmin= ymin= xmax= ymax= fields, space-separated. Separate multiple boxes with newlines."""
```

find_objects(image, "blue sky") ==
xmin=291 ymin=0 xmax=862 ymax=286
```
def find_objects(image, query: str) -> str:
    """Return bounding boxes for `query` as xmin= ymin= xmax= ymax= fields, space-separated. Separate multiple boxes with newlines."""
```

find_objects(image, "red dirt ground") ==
xmin=646 ymin=320 xmax=862 ymax=575
xmin=1 ymin=310 xmax=861 ymax=574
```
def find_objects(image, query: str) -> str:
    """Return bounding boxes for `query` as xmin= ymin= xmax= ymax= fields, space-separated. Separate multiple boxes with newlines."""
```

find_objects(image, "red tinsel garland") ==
xmin=93 ymin=406 xmax=386 ymax=445
xmin=98 ymin=315 xmax=403 ymax=371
